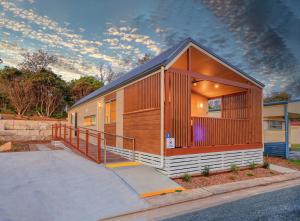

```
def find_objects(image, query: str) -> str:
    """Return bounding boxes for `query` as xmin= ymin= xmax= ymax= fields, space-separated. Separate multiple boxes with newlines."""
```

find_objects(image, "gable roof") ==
xmin=71 ymin=37 xmax=264 ymax=109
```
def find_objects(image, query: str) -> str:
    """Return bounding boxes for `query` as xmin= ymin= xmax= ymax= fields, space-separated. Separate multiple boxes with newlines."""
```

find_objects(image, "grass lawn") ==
xmin=291 ymin=144 xmax=300 ymax=151
xmin=289 ymin=159 xmax=300 ymax=166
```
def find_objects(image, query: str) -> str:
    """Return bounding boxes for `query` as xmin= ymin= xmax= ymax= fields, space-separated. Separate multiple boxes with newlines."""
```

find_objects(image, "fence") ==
xmin=192 ymin=117 xmax=250 ymax=146
xmin=52 ymin=124 xmax=135 ymax=164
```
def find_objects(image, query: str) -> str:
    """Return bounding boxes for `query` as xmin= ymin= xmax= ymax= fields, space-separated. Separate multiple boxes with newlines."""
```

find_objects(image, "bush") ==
xmin=182 ymin=173 xmax=192 ymax=182
xmin=202 ymin=166 xmax=210 ymax=177
xmin=249 ymin=161 xmax=256 ymax=170
xmin=262 ymin=161 xmax=270 ymax=169
xmin=230 ymin=164 xmax=240 ymax=174
xmin=247 ymin=173 xmax=254 ymax=177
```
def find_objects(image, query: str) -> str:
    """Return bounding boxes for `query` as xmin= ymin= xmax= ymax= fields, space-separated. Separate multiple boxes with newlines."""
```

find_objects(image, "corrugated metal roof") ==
xmin=71 ymin=37 xmax=264 ymax=109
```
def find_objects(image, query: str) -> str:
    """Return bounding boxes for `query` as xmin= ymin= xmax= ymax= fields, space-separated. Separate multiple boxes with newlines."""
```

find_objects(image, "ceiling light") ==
xmin=214 ymin=84 xmax=220 ymax=88
xmin=193 ymin=82 xmax=197 ymax=86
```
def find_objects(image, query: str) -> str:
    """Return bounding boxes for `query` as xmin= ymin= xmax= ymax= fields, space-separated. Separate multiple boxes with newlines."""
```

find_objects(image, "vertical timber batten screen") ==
xmin=124 ymin=72 xmax=160 ymax=113
xmin=165 ymin=70 xmax=191 ymax=147
xmin=123 ymin=72 xmax=161 ymax=154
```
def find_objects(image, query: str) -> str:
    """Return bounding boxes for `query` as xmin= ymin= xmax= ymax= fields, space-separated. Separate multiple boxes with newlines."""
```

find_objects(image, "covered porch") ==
xmin=164 ymin=46 xmax=263 ymax=156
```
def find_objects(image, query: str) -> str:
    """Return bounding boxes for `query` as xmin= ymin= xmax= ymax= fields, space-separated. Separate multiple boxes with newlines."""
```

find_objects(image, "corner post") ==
xmin=284 ymin=104 xmax=289 ymax=159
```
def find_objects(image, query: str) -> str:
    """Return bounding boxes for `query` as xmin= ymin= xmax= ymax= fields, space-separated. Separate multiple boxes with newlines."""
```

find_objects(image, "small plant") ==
xmin=247 ymin=173 xmax=254 ymax=177
xmin=230 ymin=164 xmax=240 ymax=174
xmin=229 ymin=176 xmax=236 ymax=180
xmin=202 ymin=166 xmax=210 ymax=177
xmin=249 ymin=161 xmax=256 ymax=170
xmin=182 ymin=173 xmax=192 ymax=182
xmin=262 ymin=161 xmax=270 ymax=169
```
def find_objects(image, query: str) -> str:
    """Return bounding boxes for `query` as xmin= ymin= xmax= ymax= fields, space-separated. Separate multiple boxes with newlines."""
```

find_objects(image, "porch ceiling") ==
xmin=191 ymin=80 xmax=246 ymax=98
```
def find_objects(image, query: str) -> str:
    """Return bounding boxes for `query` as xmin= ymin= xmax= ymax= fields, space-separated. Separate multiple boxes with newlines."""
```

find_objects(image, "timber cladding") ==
xmin=123 ymin=109 xmax=161 ymax=154
xmin=123 ymin=72 xmax=161 ymax=154
xmin=104 ymin=123 xmax=116 ymax=147
xmin=124 ymin=72 xmax=160 ymax=113
xmin=165 ymin=70 xmax=191 ymax=147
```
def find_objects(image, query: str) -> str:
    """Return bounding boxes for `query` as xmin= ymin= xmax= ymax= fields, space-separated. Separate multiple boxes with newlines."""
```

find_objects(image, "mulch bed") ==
xmin=265 ymin=156 xmax=300 ymax=171
xmin=0 ymin=141 xmax=60 ymax=152
xmin=174 ymin=167 xmax=279 ymax=189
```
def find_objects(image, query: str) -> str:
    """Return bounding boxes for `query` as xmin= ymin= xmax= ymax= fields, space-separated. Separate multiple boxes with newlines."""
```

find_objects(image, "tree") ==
xmin=264 ymin=91 xmax=291 ymax=103
xmin=137 ymin=53 xmax=152 ymax=65
xmin=69 ymin=76 xmax=103 ymax=103
xmin=97 ymin=63 xmax=118 ymax=84
xmin=30 ymin=70 xmax=69 ymax=117
xmin=18 ymin=49 xmax=57 ymax=73
xmin=0 ymin=68 xmax=34 ymax=115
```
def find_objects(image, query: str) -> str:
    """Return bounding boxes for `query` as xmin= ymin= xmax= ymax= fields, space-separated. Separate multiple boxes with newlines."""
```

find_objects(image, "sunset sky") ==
xmin=0 ymin=0 xmax=299 ymax=98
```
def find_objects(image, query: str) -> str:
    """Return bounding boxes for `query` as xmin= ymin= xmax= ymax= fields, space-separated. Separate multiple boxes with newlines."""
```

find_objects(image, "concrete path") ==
xmin=111 ymin=165 xmax=184 ymax=197
xmin=270 ymin=163 xmax=298 ymax=173
xmin=0 ymin=150 xmax=149 ymax=221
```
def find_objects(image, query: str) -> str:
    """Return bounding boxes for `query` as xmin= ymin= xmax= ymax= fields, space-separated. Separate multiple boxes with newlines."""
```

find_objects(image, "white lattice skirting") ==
xmin=105 ymin=146 xmax=263 ymax=177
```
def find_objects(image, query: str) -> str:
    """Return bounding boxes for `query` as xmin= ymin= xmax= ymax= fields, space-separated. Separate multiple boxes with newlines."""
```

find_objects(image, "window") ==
xmin=84 ymin=115 xmax=96 ymax=126
xmin=105 ymin=100 xmax=116 ymax=124
xmin=268 ymin=121 xmax=283 ymax=130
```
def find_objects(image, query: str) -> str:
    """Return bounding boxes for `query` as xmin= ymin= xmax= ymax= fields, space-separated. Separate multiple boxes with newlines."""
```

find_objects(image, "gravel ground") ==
xmin=266 ymin=156 xmax=300 ymax=171
xmin=164 ymin=184 xmax=300 ymax=221
xmin=174 ymin=168 xmax=279 ymax=189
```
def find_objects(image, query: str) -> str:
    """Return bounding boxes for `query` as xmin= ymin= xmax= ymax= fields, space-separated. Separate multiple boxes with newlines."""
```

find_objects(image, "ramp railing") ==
xmin=52 ymin=123 xmax=135 ymax=164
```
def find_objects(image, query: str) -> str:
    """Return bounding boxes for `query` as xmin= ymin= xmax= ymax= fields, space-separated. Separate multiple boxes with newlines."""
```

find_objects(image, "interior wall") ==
xmin=191 ymin=92 xmax=208 ymax=117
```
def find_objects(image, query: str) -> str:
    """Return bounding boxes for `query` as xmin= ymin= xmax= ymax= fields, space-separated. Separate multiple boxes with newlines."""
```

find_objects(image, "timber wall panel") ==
xmin=123 ymin=72 xmax=161 ymax=154
xmin=221 ymin=92 xmax=248 ymax=119
xmin=124 ymin=72 xmax=160 ymax=113
xmin=123 ymin=109 xmax=161 ymax=154
xmin=165 ymin=70 xmax=191 ymax=147
xmin=104 ymin=123 xmax=116 ymax=147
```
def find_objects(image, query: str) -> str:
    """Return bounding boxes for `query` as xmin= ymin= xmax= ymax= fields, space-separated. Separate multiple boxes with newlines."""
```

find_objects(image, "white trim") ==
xmin=104 ymin=146 xmax=263 ymax=178
xmin=166 ymin=42 xmax=263 ymax=89
xmin=160 ymin=66 xmax=165 ymax=169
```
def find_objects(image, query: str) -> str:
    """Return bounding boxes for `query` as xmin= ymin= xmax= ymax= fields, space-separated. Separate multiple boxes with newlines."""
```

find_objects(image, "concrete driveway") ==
xmin=0 ymin=150 xmax=149 ymax=221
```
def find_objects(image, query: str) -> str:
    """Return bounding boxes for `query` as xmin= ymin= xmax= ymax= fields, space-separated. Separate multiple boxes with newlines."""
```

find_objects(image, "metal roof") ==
xmin=71 ymin=37 xmax=264 ymax=109
xmin=264 ymin=99 xmax=300 ymax=106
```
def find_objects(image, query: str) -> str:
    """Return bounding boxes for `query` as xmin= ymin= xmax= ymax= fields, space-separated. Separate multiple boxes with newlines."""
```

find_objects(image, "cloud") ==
xmin=105 ymin=26 xmax=161 ymax=54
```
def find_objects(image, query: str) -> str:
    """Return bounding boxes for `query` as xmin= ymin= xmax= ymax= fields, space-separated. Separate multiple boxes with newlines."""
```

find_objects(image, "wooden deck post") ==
xmin=63 ymin=124 xmax=66 ymax=141
xmin=97 ymin=132 xmax=101 ymax=163
xmin=77 ymin=128 xmax=80 ymax=149
xmin=69 ymin=127 xmax=72 ymax=145
xmin=85 ymin=129 xmax=89 ymax=156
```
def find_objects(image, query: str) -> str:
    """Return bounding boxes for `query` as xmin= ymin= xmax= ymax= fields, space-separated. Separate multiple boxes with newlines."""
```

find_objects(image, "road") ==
xmin=164 ymin=185 xmax=300 ymax=221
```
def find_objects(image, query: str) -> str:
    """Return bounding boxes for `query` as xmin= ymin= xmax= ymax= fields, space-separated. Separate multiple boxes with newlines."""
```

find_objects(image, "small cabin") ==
xmin=68 ymin=38 xmax=264 ymax=177
xmin=263 ymin=100 xmax=300 ymax=158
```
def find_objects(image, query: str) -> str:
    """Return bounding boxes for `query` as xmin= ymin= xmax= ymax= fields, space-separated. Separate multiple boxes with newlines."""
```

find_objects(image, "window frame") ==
xmin=105 ymin=99 xmax=116 ymax=124
xmin=268 ymin=120 xmax=283 ymax=130
xmin=84 ymin=115 xmax=96 ymax=126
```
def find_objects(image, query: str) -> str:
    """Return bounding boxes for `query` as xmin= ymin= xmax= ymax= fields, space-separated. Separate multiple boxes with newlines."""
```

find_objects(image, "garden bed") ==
xmin=174 ymin=167 xmax=279 ymax=189
xmin=265 ymin=156 xmax=300 ymax=171
xmin=0 ymin=141 xmax=60 ymax=152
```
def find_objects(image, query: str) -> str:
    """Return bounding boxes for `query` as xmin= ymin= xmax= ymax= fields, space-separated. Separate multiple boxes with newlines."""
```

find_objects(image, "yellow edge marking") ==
xmin=140 ymin=187 xmax=186 ymax=198
xmin=105 ymin=162 xmax=142 ymax=168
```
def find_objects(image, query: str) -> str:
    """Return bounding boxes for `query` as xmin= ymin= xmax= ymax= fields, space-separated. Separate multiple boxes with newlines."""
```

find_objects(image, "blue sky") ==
xmin=0 ymin=0 xmax=299 ymax=98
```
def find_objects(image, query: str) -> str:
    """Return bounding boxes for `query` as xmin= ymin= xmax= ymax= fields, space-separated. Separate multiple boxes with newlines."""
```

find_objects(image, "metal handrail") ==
xmin=53 ymin=123 xmax=136 ymax=162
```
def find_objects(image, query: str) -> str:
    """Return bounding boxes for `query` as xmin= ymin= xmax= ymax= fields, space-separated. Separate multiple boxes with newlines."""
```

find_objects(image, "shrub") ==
xmin=229 ymin=176 xmax=236 ymax=180
xmin=247 ymin=173 xmax=254 ymax=177
xmin=262 ymin=161 xmax=270 ymax=169
xmin=230 ymin=164 xmax=240 ymax=174
xmin=249 ymin=161 xmax=256 ymax=170
xmin=182 ymin=173 xmax=192 ymax=182
xmin=202 ymin=166 xmax=210 ymax=177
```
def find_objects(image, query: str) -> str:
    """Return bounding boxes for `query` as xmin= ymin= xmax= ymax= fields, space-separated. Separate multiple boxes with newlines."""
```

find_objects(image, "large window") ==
xmin=105 ymin=100 xmax=116 ymax=124
xmin=84 ymin=115 xmax=96 ymax=126
xmin=268 ymin=121 xmax=283 ymax=130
